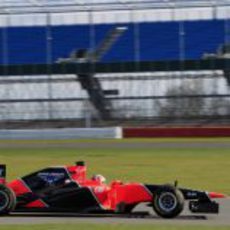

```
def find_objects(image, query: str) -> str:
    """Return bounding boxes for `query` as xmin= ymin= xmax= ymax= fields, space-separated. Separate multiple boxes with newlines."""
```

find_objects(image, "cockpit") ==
xmin=21 ymin=161 xmax=106 ymax=193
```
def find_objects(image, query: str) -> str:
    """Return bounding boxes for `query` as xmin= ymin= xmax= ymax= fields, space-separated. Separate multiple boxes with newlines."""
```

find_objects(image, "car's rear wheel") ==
xmin=152 ymin=185 xmax=184 ymax=218
xmin=0 ymin=184 xmax=16 ymax=215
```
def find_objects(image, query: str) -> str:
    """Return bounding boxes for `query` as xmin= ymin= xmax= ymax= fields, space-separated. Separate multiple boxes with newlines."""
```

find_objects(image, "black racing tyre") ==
xmin=0 ymin=184 xmax=16 ymax=215
xmin=152 ymin=185 xmax=184 ymax=218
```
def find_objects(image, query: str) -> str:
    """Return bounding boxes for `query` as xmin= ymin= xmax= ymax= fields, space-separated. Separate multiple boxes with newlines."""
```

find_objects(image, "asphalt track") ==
xmin=0 ymin=199 xmax=229 ymax=225
xmin=1 ymin=139 xmax=230 ymax=149
xmin=0 ymin=139 xmax=229 ymax=225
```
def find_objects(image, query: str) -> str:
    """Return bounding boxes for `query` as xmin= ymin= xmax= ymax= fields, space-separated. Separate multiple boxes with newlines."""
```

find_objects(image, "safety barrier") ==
xmin=1 ymin=127 xmax=230 ymax=140
xmin=0 ymin=127 xmax=122 ymax=140
xmin=123 ymin=127 xmax=230 ymax=138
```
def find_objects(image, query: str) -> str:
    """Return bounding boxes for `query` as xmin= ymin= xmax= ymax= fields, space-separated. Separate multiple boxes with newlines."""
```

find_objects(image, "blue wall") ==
xmin=0 ymin=19 xmax=226 ymax=64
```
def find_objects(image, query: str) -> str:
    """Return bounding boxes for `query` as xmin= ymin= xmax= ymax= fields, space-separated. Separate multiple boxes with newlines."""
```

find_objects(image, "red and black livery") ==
xmin=0 ymin=161 xmax=226 ymax=218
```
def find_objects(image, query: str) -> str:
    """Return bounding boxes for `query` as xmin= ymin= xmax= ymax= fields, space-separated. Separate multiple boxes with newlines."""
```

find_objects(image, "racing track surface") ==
xmin=0 ymin=139 xmax=229 ymax=225
xmin=0 ymin=199 xmax=229 ymax=225
xmin=1 ymin=139 xmax=230 ymax=149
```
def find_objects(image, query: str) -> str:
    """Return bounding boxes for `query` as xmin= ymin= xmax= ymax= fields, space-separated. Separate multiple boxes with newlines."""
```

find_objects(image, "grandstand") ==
xmin=0 ymin=20 xmax=228 ymax=64
xmin=0 ymin=0 xmax=230 ymax=127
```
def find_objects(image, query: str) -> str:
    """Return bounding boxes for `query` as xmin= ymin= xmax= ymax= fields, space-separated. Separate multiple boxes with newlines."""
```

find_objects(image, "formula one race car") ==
xmin=0 ymin=161 xmax=226 ymax=218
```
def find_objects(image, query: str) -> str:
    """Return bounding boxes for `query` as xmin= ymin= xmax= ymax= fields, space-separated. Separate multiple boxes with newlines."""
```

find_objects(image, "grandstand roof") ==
xmin=1 ymin=0 xmax=230 ymax=14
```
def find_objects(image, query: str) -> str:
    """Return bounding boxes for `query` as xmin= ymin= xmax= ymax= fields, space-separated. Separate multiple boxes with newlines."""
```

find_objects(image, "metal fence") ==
xmin=0 ymin=1 xmax=230 ymax=128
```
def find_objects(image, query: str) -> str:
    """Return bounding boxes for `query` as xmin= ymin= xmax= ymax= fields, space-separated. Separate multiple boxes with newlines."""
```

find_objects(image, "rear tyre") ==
xmin=152 ymin=185 xmax=184 ymax=218
xmin=0 ymin=184 xmax=16 ymax=215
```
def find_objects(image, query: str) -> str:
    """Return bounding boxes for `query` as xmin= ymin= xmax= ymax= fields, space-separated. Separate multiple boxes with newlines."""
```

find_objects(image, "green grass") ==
xmin=0 ymin=138 xmax=229 ymax=195
xmin=0 ymin=224 xmax=229 ymax=230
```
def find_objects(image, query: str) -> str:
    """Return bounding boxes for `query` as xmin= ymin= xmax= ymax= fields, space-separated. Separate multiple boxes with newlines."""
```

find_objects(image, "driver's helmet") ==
xmin=91 ymin=174 xmax=106 ymax=183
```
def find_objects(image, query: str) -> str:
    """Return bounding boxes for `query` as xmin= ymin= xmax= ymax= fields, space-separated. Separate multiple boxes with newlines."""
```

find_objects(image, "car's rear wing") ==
xmin=0 ymin=164 xmax=6 ymax=184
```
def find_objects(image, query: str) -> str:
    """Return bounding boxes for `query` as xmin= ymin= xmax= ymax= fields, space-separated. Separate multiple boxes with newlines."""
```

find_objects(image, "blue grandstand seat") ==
xmin=0 ymin=19 xmax=226 ymax=64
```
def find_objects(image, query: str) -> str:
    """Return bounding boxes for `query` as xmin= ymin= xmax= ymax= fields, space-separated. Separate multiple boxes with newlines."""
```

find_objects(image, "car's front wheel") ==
xmin=0 ymin=184 xmax=16 ymax=215
xmin=152 ymin=185 xmax=184 ymax=218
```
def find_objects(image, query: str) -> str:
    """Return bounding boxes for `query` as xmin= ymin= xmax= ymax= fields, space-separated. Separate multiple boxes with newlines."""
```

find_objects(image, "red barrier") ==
xmin=123 ymin=127 xmax=230 ymax=138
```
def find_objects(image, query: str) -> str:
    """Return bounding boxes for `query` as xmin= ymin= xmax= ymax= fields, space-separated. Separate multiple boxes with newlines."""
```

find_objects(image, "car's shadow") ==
xmin=10 ymin=212 xmax=207 ymax=220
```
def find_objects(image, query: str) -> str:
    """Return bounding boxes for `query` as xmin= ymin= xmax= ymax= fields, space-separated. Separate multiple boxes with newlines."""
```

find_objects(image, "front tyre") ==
xmin=0 ymin=184 xmax=16 ymax=215
xmin=152 ymin=185 xmax=184 ymax=218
